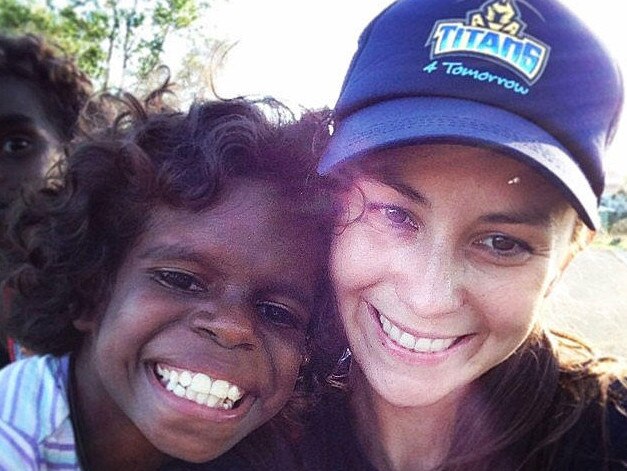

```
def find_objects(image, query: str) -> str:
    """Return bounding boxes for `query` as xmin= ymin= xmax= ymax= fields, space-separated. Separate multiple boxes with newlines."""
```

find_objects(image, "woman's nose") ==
xmin=189 ymin=303 xmax=259 ymax=350
xmin=393 ymin=247 xmax=465 ymax=319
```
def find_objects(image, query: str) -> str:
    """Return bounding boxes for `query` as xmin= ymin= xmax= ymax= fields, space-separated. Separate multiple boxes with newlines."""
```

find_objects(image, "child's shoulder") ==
xmin=0 ymin=354 xmax=71 ymax=439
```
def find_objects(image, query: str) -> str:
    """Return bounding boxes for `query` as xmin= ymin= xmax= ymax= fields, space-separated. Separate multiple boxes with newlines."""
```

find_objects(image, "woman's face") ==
xmin=331 ymin=144 xmax=577 ymax=408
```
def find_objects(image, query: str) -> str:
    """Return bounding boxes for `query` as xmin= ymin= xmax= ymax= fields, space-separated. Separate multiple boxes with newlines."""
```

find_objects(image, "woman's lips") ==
xmin=363 ymin=301 xmax=471 ymax=355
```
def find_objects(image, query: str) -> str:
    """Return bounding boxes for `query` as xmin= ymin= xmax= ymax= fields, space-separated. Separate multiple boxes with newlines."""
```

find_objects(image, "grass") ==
xmin=591 ymin=232 xmax=627 ymax=250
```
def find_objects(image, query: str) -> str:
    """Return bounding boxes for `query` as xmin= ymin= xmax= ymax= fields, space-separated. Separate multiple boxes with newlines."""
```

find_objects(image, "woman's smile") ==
xmin=362 ymin=300 xmax=476 ymax=358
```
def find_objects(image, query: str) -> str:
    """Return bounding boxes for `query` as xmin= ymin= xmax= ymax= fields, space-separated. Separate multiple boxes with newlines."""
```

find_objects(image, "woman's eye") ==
xmin=475 ymin=235 xmax=532 ymax=257
xmin=2 ymin=136 xmax=33 ymax=155
xmin=256 ymin=301 xmax=300 ymax=329
xmin=152 ymin=269 xmax=206 ymax=293
xmin=368 ymin=203 xmax=419 ymax=230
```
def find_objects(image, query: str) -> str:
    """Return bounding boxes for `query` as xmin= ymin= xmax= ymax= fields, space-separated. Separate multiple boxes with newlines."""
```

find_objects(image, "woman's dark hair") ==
xmin=5 ymin=91 xmax=334 ymax=359
xmin=0 ymin=34 xmax=93 ymax=141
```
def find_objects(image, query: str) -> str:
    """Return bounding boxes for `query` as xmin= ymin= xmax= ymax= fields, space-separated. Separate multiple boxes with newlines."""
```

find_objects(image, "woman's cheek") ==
xmin=331 ymin=225 xmax=383 ymax=289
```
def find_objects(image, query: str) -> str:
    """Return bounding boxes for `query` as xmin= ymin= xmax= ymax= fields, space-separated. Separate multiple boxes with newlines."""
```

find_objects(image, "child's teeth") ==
xmin=210 ymin=380 xmax=230 ymax=399
xmin=206 ymin=395 xmax=220 ymax=407
xmin=179 ymin=371 xmax=192 ymax=387
xmin=155 ymin=364 xmax=245 ymax=410
xmin=169 ymin=370 xmax=179 ymax=384
xmin=190 ymin=373 xmax=212 ymax=394
xmin=185 ymin=388 xmax=197 ymax=401
xmin=227 ymin=385 xmax=243 ymax=401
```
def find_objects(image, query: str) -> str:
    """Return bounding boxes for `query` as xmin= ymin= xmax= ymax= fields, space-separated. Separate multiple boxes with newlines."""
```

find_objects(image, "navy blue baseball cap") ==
xmin=318 ymin=0 xmax=623 ymax=229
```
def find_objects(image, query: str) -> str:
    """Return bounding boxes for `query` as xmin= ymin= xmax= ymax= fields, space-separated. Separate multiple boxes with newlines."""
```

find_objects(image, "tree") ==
xmin=0 ymin=0 xmax=108 ymax=79
xmin=0 ymin=0 xmax=212 ymax=90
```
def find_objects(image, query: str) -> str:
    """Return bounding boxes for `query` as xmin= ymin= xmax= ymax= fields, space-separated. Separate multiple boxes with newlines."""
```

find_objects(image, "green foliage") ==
xmin=0 ymin=0 xmax=108 ymax=79
xmin=0 ymin=0 xmax=211 ymax=89
xmin=137 ymin=0 xmax=200 ymax=78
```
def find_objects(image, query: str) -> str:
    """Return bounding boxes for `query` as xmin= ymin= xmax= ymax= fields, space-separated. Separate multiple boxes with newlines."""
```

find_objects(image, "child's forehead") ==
xmin=136 ymin=181 xmax=325 ymax=261
xmin=152 ymin=180 xmax=309 ymax=226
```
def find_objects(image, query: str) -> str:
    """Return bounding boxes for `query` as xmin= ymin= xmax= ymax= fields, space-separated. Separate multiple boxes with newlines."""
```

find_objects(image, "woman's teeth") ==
xmin=379 ymin=313 xmax=457 ymax=353
xmin=155 ymin=364 xmax=245 ymax=410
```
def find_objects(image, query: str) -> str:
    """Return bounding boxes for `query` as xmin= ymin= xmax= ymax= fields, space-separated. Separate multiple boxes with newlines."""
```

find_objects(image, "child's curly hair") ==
xmin=0 ymin=33 xmax=93 ymax=141
xmin=4 ymin=90 xmax=334 ymax=359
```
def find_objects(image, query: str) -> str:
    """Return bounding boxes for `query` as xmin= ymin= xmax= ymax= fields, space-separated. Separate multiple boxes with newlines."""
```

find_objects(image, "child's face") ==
xmin=74 ymin=180 xmax=325 ymax=462
xmin=0 ymin=76 xmax=62 ymax=209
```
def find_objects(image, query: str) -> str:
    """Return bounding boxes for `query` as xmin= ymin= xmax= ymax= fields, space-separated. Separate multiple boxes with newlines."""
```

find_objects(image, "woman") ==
xmin=298 ymin=0 xmax=627 ymax=470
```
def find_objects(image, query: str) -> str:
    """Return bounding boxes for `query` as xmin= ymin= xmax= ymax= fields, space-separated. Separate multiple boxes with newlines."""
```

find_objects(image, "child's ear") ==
xmin=73 ymin=314 xmax=96 ymax=333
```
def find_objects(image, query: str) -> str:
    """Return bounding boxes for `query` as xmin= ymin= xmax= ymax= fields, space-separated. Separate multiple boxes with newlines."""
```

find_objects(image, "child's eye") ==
xmin=474 ymin=235 xmax=533 ymax=260
xmin=2 ymin=136 xmax=33 ymax=156
xmin=256 ymin=301 xmax=301 ymax=329
xmin=367 ymin=203 xmax=419 ymax=230
xmin=151 ymin=269 xmax=206 ymax=293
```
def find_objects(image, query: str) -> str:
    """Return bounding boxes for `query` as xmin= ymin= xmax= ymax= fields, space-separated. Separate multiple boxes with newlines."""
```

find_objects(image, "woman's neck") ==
xmin=72 ymin=352 xmax=168 ymax=471
xmin=348 ymin=367 xmax=462 ymax=471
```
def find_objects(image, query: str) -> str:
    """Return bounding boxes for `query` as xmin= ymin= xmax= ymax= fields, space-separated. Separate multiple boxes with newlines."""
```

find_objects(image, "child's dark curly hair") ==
xmin=0 ymin=33 xmax=93 ymax=141
xmin=4 ymin=91 xmax=334 ymax=359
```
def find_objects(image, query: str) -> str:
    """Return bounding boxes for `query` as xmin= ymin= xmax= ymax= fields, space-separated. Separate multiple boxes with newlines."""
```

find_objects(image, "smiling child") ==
xmin=0 ymin=92 xmax=333 ymax=470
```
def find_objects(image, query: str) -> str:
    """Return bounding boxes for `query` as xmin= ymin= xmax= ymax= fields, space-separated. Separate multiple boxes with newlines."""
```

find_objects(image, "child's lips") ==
xmin=153 ymin=362 xmax=247 ymax=411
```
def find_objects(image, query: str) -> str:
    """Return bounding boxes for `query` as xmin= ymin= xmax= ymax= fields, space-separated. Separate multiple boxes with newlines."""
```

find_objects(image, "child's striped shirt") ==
xmin=0 ymin=354 xmax=80 ymax=470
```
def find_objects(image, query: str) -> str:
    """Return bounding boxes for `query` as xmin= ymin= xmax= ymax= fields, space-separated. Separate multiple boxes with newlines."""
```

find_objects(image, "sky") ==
xmin=170 ymin=0 xmax=627 ymax=187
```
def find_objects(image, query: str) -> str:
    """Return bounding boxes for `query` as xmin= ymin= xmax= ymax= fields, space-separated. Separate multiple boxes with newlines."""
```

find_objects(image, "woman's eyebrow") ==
xmin=384 ymin=180 xmax=431 ymax=208
xmin=478 ymin=211 xmax=554 ymax=227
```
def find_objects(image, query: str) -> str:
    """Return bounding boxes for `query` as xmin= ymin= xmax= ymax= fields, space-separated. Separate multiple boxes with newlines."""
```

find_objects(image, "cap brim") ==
xmin=319 ymin=97 xmax=599 ymax=229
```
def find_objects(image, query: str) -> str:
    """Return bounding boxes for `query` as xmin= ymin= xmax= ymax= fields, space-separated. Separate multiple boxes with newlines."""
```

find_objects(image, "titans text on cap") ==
xmin=427 ymin=0 xmax=549 ymax=84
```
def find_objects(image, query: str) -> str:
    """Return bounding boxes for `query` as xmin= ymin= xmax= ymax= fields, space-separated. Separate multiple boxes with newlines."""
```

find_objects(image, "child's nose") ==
xmin=189 ymin=304 xmax=259 ymax=350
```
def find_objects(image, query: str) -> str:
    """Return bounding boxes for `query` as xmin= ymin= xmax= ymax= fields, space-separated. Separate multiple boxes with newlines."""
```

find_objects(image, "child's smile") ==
xmin=72 ymin=180 xmax=326 ymax=464
xmin=155 ymin=363 xmax=244 ymax=411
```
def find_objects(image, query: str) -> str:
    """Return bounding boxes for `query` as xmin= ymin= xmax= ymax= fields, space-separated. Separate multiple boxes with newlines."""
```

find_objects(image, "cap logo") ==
xmin=427 ymin=0 xmax=549 ymax=84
